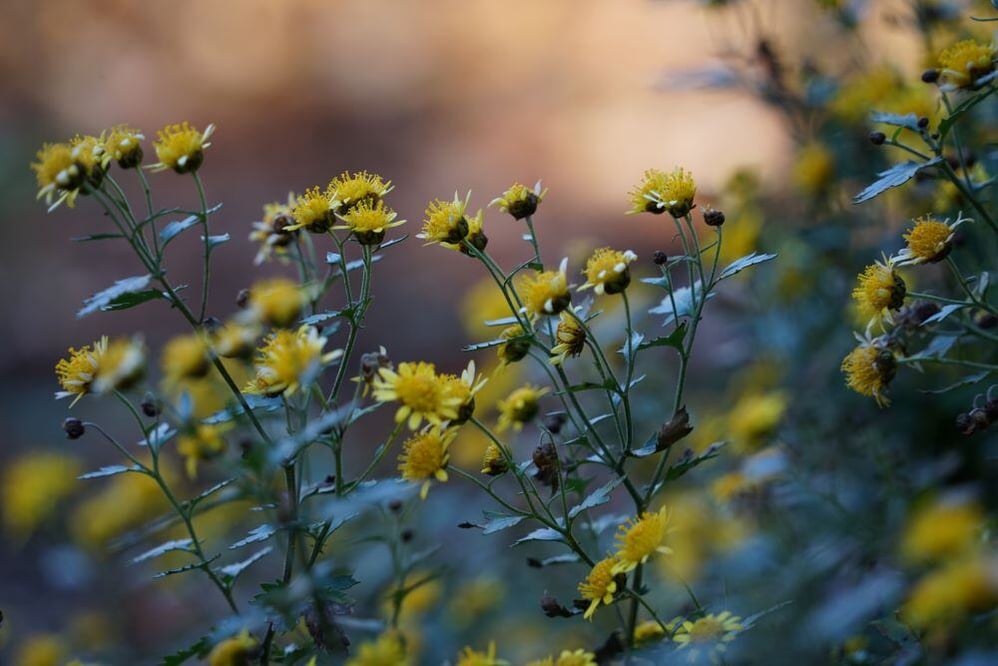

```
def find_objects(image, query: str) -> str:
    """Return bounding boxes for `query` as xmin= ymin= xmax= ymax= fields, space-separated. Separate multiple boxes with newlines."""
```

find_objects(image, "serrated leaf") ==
xmin=79 ymin=464 xmax=141 ymax=479
xmin=204 ymin=233 xmax=230 ymax=251
xmin=922 ymin=370 xmax=991 ymax=394
xmin=140 ymin=422 xmax=175 ymax=448
xmin=301 ymin=310 xmax=344 ymax=326
xmin=568 ymin=478 xmax=622 ymax=519
xmin=78 ymin=274 xmax=152 ymax=317
xmin=133 ymin=538 xmax=194 ymax=563
xmin=527 ymin=553 xmax=580 ymax=567
xmin=153 ymin=557 xmax=218 ymax=579
xmin=921 ymin=303 xmax=965 ymax=325
xmin=230 ymin=524 xmax=277 ymax=550
xmin=203 ymin=395 xmax=283 ymax=425
xmin=637 ymin=321 xmax=687 ymax=353
xmin=189 ymin=478 xmax=237 ymax=508
xmin=218 ymin=546 xmax=273 ymax=582
xmin=853 ymin=158 xmax=942 ymax=204
xmin=102 ymin=288 xmax=165 ymax=312
xmin=870 ymin=111 xmax=920 ymax=130
xmin=664 ymin=441 xmax=726 ymax=482
xmin=649 ymin=281 xmax=714 ymax=326
xmin=718 ymin=252 xmax=778 ymax=281
xmin=512 ymin=527 xmax=563 ymax=547
xmin=159 ymin=204 xmax=223 ymax=246
xmin=481 ymin=513 xmax=525 ymax=535
xmin=463 ymin=338 xmax=507 ymax=352
xmin=483 ymin=316 xmax=520 ymax=327
xmin=158 ymin=636 xmax=212 ymax=666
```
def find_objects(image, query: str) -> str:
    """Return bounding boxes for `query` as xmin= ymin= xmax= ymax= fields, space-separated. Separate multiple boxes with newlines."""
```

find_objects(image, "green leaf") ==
xmin=568 ymin=478 xmax=623 ymax=519
xmin=158 ymin=204 xmax=223 ymax=247
xmin=72 ymin=232 xmax=124 ymax=242
xmin=481 ymin=513 xmax=525 ymax=535
xmin=377 ymin=234 xmax=408 ymax=250
xmin=77 ymin=274 xmax=152 ymax=317
xmin=204 ymin=233 xmax=230 ymax=251
xmin=301 ymin=310 xmax=344 ymax=326
xmin=512 ymin=527 xmax=563 ymax=547
xmin=230 ymin=524 xmax=277 ymax=550
xmin=188 ymin=478 xmax=238 ymax=509
xmin=133 ymin=538 xmax=194 ymax=563
xmin=101 ymin=288 xmax=165 ymax=312
xmin=922 ymin=370 xmax=991 ymax=395
xmin=718 ymin=252 xmax=778 ymax=281
xmin=870 ymin=111 xmax=920 ymax=131
xmin=79 ymin=464 xmax=141 ymax=479
xmin=637 ymin=322 xmax=687 ymax=353
xmin=153 ymin=556 xmax=218 ymax=579
xmin=159 ymin=636 xmax=212 ymax=666
xmin=218 ymin=546 xmax=273 ymax=583
xmin=853 ymin=158 xmax=942 ymax=204
xmin=463 ymin=338 xmax=507 ymax=352
xmin=664 ymin=441 xmax=726 ymax=482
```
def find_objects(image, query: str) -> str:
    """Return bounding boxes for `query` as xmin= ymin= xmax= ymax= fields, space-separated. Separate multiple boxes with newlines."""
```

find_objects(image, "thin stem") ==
xmin=192 ymin=173 xmax=211 ymax=323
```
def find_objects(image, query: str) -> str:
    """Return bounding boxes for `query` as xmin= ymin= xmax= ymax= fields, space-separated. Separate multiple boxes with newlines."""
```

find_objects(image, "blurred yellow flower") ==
xmin=249 ymin=194 xmax=297 ymax=265
xmin=527 ymin=649 xmax=598 ymax=666
xmin=497 ymin=324 xmax=531 ymax=366
xmin=903 ymin=556 xmax=997 ymax=629
xmin=673 ymin=611 xmax=743 ymax=662
xmin=13 ymin=634 xmax=67 ymax=666
xmin=902 ymin=499 xmax=984 ymax=564
xmin=161 ymin=334 xmax=211 ymax=387
xmin=176 ymin=423 xmax=229 ymax=479
xmin=71 ymin=468 xmax=167 ymax=549
xmin=496 ymin=384 xmax=550 ymax=432
xmin=32 ymin=141 xmax=84 ymax=209
xmin=207 ymin=630 xmax=257 ymax=666
xmin=245 ymin=325 xmax=342 ymax=397
xmin=56 ymin=336 xmax=145 ymax=405
xmin=793 ymin=142 xmax=835 ymax=198
xmin=727 ymin=391 xmax=786 ymax=453
xmin=247 ymin=277 xmax=306 ymax=328
xmin=461 ymin=278 xmax=516 ymax=339
xmin=457 ymin=641 xmax=507 ymax=666
xmin=2 ymin=452 xmax=80 ymax=538
xmin=937 ymin=39 xmax=996 ymax=89
xmin=345 ymin=631 xmax=409 ymax=666
xmin=448 ymin=577 xmax=506 ymax=627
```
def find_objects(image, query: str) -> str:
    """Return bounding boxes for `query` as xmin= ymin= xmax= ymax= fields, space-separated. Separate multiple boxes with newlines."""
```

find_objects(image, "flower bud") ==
xmin=956 ymin=412 xmax=976 ymax=436
xmin=63 ymin=417 xmax=85 ymax=439
xmin=921 ymin=69 xmax=940 ymax=84
xmin=141 ymin=393 xmax=161 ymax=418
xmin=542 ymin=412 xmax=567 ymax=434
xmin=652 ymin=250 xmax=668 ymax=265
xmin=869 ymin=131 xmax=886 ymax=146
xmin=702 ymin=208 xmax=726 ymax=227
xmin=236 ymin=288 xmax=250 ymax=309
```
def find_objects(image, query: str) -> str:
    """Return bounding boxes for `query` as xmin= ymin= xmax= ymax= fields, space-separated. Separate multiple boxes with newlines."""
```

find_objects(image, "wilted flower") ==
xmin=550 ymin=308 xmax=586 ymax=365
xmin=496 ymin=384 xmax=550 ymax=432
xmin=55 ymin=336 xmax=145 ymax=404
xmin=398 ymin=425 xmax=455 ymax=499
xmin=150 ymin=121 xmax=214 ymax=173
xmin=628 ymin=168 xmax=696 ymax=217
xmin=613 ymin=506 xmax=673 ymax=573
xmin=579 ymin=247 xmax=637 ymax=295
xmin=578 ymin=556 xmax=621 ymax=620
xmin=490 ymin=181 xmax=547 ymax=220
xmin=518 ymin=258 xmax=571 ymax=318
xmin=245 ymin=325 xmax=342 ymax=397
xmin=249 ymin=195 xmax=298 ymax=265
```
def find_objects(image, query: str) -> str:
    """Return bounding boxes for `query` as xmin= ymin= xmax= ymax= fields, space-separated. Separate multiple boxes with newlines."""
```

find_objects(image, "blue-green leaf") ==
xmin=853 ymin=158 xmax=941 ymax=204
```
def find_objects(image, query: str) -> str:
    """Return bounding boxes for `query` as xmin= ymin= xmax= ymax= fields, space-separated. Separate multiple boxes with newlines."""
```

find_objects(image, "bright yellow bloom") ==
xmin=55 ymin=336 xmax=145 ymax=404
xmin=851 ymin=257 xmax=905 ymax=325
xmin=247 ymin=277 xmax=306 ymax=328
xmin=398 ymin=425 xmax=456 ymax=499
xmin=527 ymin=650 xmax=597 ymax=666
xmin=550 ymin=309 xmax=585 ymax=365
xmin=496 ymin=384 xmax=550 ymax=432
xmin=903 ymin=556 xmax=997 ymax=628
xmin=288 ymin=186 xmax=335 ymax=233
xmin=937 ymin=39 xmax=996 ymax=89
xmin=328 ymin=170 xmax=393 ymax=212
xmin=245 ymin=325 xmax=342 ymax=397
xmin=161 ymin=334 xmax=211 ymax=387
xmin=497 ymin=324 xmax=530 ymax=365
xmin=902 ymin=499 xmax=984 ymax=564
xmin=579 ymin=247 xmax=637 ymax=295
xmin=628 ymin=168 xmax=696 ymax=217
xmin=373 ymin=361 xmax=460 ymax=429
xmin=104 ymin=124 xmax=145 ymax=168
xmin=249 ymin=194 xmax=297 ymax=265
xmin=207 ymin=630 xmax=257 ymax=666
xmin=613 ymin=506 xmax=673 ymax=573
xmin=897 ymin=215 xmax=960 ymax=265
xmin=793 ymin=142 xmax=835 ymax=197
xmin=727 ymin=391 xmax=786 ymax=453
xmin=13 ymin=634 xmax=67 ymax=666
xmin=673 ymin=611 xmax=744 ymax=662
xmin=345 ymin=631 xmax=409 ymax=666
xmin=150 ymin=121 xmax=214 ymax=173
xmin=481 ymin=443 xmax=509 ymax=476
xmin=578 ymin=556 xmax=621 ymax=620
xmin=211 ymin=320 xmax=260 ymax=359
xmin=439 ymin=361 xmax=488 ymax=425
xmin=32 ymin=142 xmax=86 ymax=210
xmin=490 ymin=181 xmax=547 ymax=220
xmin=634 ymin=619 xmax=669 ymax=645
xmin=841 ymin=334 xmax=895 ymax=407
xmin=335 ymin=199 xmax=406 ymax=246
xmin=2 ymin=452 xmax=81 ymax=538
xmin=456 ymin=642 xmax=507 ymax=666
xmin=517 ymin=258 xmax=571 ymax=318
xmin=419 ymin=192 xmax=472 ymax=246
xmin=176 ymin=423 xmax=229 ymax=479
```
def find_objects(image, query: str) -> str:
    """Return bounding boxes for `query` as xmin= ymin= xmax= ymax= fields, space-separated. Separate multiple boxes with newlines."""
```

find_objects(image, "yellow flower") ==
xmin=528 ymin=650 xmax=598 ymax=666
xmin=372 ymin=361 xmax=460 ymax=429
xmin=2 ymin=453 xmax=81 ymax=538
xmin=727 ymin=391 xmax=786 ymax=453
xmin=897 ymin=215 xmax=961 ymax=265
xmin=245 ymin=325 xmax=342 ymax=397
xmin=458 ymin=208 xmax=489 ymax=254
xmin=249 ymin=194 xmax=298 ymax=265
xmin=247 ymin=277 xmax=306 ymax=328
xmin=398 ymin=426 xmax=455 ymax=499
xmin=439 ymin=361 xmax=488 ymax=425
xmin=902 ymin=499 xmax=984 ymax=564
xmin=831 ymin=66 xmax=902 ymax=124
xmin=456 ymin=642 xmax=507 ymax=666
xmin=71 ymin=469 xmax=166 ymax=549
xmin=578 ymin=556 xmax=621 ymax=620
xmin=497 ymin=324 xmax=531 ymax=365
xmin=104 ymin=124 xmax=145 ymax=168
xmin=31 ymin=138 xmax=100 ymax=211
xmin=13 ymin=634 xmax=67 ymax=666
xmin=211 ymin=320 xmax=260 ymax=359
xmin=150 ymin=121 xmax=214 ymax=173
xmin=612 ymin=506 xmax=673 ymax=573
xmin=345 ymin=631 xmax=409 ymax=666
xmin=496 ymin=384 xmax=550 ymax=432
xmin=288 ymin=186 xmax=335 ymax=233
xmin=841 ymin=333 xmax=896 ymax=407
xmin=335 ymin=199 xmax=406 ymax=246
xmin=550 ymin=309 xmax=585 ymax=365
xmin=481 ymin=443 xmax=509 ymax=476
xmin=903 ymin=556 xmax=997 ymax=629
xmin=419 ymin=192 xmax=472 ymax=246
xmin=328 ymin=170 xmax=393 ymax=212
xmin=490 ymin=180 xmax=547 ymax=220
xmin=55 ymin=336 xmax=146 ymax=405
xmin=937 ymin=39 xmax=996 ymax=89
xmin=207 ymin=630 xmax=257 ymax=666
xmin=793 ymin=142 xmax=835 ymax=197
xmin=673 ymin=611 xmax=744 ymax=662
xmin=177 ymin=423 xmax=229 ymax=479
xmin=448 ymin=577 xmax=506 ymax=626
xmin=161 ymin=334 xmax=211 ymax=387
xmin=628 ymin=168 xmax=696 ymax=217
xmin=711 ymin=471 xmax=749 ymax=504
xmin=851 ymin=256 xmax=905 ymax=325
xmin=634 ymin=619 xmax=669 ymax=645
xmin=517 ymin=258 xmax=571 ymax=318
xmin=579 ymin=247 xmax=637 ymax=295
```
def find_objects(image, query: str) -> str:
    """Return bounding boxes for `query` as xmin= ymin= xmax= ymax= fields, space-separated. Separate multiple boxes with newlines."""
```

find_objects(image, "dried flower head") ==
xmin=249 ymin=194 xmax=298 ymax=265
xmin=550 ymin=309 xmax=586 ymax=365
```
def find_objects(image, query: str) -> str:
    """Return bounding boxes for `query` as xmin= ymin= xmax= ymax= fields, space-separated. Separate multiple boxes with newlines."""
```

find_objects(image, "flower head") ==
xmin=456 ymin=642 xmax=507 ymax=666
xmin=2 ymin=453 xmax=81 ymax=538
xmin=398 ymin=425 xmax=456 ymax=499
xmin=902 ymin=499 xmax=984 ymax=564
xmin=490 ymin=181 xmax=547 ymax=220
xmin=56 ymin=336 xmax=146 ymax=404
xmin=851 ymin=256 xmax=905 ymax=325
xmin=247 ymin=277 xmax=306 ymax=328
xmin=673 ymin=612 xmax=743 ymax=663
xmin=528 ymin=650 xmax=597 ymax=666
xmin=176 ymin=424 xmax=228 ymax=479
xmin=518 ymin=258 xmax=571 ymax=318
xmin=104 ymin=124 xmax=145 ymax=168
xmin=897 ymin=215 xmax=962 ymax=265
xmin=457 ymin=209 xmax=489 ymax=254
xmin=497 ymin=324 xmax=530 ymax=365
xmin=32 ymin=141 xmax=84 ymax=209
xmin=612 ymin=506 xmax=673 ymax=573
xmin=634 ymin=620 xmax=669 ymax=646
xmin=161 ymin=334 xmax=211 ymax=387
xmin=496 ymin=384 xmax=550 ymax=432
xmin=373 ymin=361 xmax=461 ymax=429
xmin=903 ymin=556 xmax=997 ymax=629
xmin=70 ymin=133 xmax=110 ymax=179
xmin=207 ymin=630 xmax=257 ymax=666
xmin=628 ymin=168 xmax=696 ymax=217
xmin=841 ymin=331 xmax=896 ymax=407
xmin=289 ymin=186 xmax=335 ymax=233
xmin=578 ymin=556 xmax=621 ymax=620
xmin=150 ymin=121 xmax=214 ymax=173
xmin=245 ymin=325 xmax=342 ymax=397
xmin=210 ymin=320 xmax=260 ymax=359
xmin=481 ymin=443 xmax=509 ymax=476
xmin=579 ymin=247 xmax=637 ymax=295
xmin=249 ymin=194 xmax=298 ymax=265
xmin=328 ymin=170 xmax=393 ymax=213
xmin=937 ymin=39 xmax=996 ymax=89
xmin=335 ymin=199 xmax=405 ymax=246
xmin=345 ymin=631 xmax=409 ymax=666
xmin=550 ymin=309 xmax=585 ymax=365
xmin=793 ymin=142 xmax=835 ymax=197
xmin=439 ymin=361 xmax=488 ymax=425
xmin=419 ymin=192 xmax=472 ymax=246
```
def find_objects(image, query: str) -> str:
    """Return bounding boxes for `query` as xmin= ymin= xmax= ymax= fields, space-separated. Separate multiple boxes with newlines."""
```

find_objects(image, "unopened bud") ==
xmin=63 ymin=417 xmax=85 ymax=440
xmin=236 ymin=288 xmax=250 ymax=309
xmin=542 ymin=412 xmax=567 ymax=434
xmin=702 ymin=208 xmax=726 ymax=227
xmin=652 ymin=250 xmax=668 ymax=265
xmin=921 ymin=69 xmax=940 ymax=84
xmin=869 ymin=131 xmax=886 ymax=146
xmin=141 ymin=394 xmax=161 ymax=418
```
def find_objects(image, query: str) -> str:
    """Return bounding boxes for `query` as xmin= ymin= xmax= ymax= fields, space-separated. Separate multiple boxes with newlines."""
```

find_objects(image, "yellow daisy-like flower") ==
xmin=334 ymin=199 xmax=406 ymax=246
xmin=456 ymin=642 xmax=507 ymax=666
xmin=2 ymin=453 xmax=81 ymax=538
xmin=903 ymin=556 xmax=996 ymax=629
xmin=612 ymin=506 xmax=673 ymax=573
xmin=372 ymin=361 xmax=461 ymax=430
xmin=490 ymin=180 xmax=547 ymax=220
xmin=247 ymin=277 xmax=306 ymax=328
xmin=628 ymin=168 xmax=696 ymax=217
xmin=901 ymin=499 xmax=984 ymax=564
xmin=481 ymin=443 xmax=509 ymax=476
xmin=249 ymin=194 xmax=298 ymax=265
xmin=527 ymin=650 xmax=597 ymax=666
xmin=851 ymin=256 xmax=905 ymax=325
xmin=439 ymin=361 xmax=488 ymax=425
xmin=32 ymin=141 xmax=84 ymax=210
xmin=793 ymin=142 xmax=835 ymax=198
xmin=70 ymin=133 xmax=110 ymax=177
xmin=673 ymin=612 xmax=744 ymax=663
xmin=328 ymin=170 xmax=393 ymax=213
xmin=398 ymin=425 xmax=456 ymax=499
xmin=937 ymin=39 xmax=996 ymax=89
xmin=55 ymin=336 xmax=146 ymax=405
xmin=345 ymin=631 xmax=409 ymax=666
xmin=517 ymin=257 xmax=571 ymax=318
xmin=897 ymin=215 xmax=961 ymax=265
xmin=150 ymin=121 xmax=214 ymax=174
xmin=161 ymin=334 xmax=211 ymax=387
xmin=288 ymin=186 xmax=335 ymax=233
xmin=245 ymin=325 xmax=342 ymax=397
xmin=496 ymin=384 xmax=550 ymax=432
xmin=634 ymin=619 xmax=670 ymax=645
xmin=104 ymin=124 xmax=145 ymax=169
xmin=579 ymin=247 xmax=637 ymax=295
xmin=841 ymin=333 xmax=896 ymax=407
xmin=550 ymin=308 xmax=585 ymax=366
xmin=497 ymin=324 xmax=531 ymax=365
xmin=176 ymin=423 xmax=228 ymax=479
xmin=210 ymin=320 xmax=260 ymax=359
xmin=419 ymin=192 xmax=472 ymax=246
xmin=207 ymin=630 xmax=257 ymax=666
xmin=578 ymin=556 xmax=621 ymax=620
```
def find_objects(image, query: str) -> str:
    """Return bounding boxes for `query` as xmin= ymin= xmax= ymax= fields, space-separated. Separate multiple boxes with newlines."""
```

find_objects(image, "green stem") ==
xmin=192 ymin=173 xmax=211 ymax=323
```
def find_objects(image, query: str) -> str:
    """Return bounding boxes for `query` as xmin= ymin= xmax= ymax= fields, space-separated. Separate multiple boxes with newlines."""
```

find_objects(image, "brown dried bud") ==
xmin=236 ymin=288 xmax=251 ymax=309
xmin=969 ymin=407 xmax=991 ymax=431
xmin=703 ymin=208 xmax=726 ymax=227
xmin=917 ymin=116 xmax=930 ymax=129
xmin=657 ymin=406 xmax=693 ymax=451
xmin=652 ymin=250 xmax=668 ymax=265
xmin=401 ymin=528 xmax=414 ymax=543
xmin=542 ymin=412 xmax=567 ymax=434
xmin=141 ymin=394 xmax=161 ymax=418
xmin=956 ymin=412 xmax=976 ymax=436
xmin=360 ymin=348 xmax=392 ymax=387
xmin=921 ymin=69 xmax=940 ymax=84
xmin=532 ymin=442 xmax=560 ymax=492
xmin=975 ymin=311 xmax=998 ymax=329
xmin=540 ymin=594 xmax=574 ymax=618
